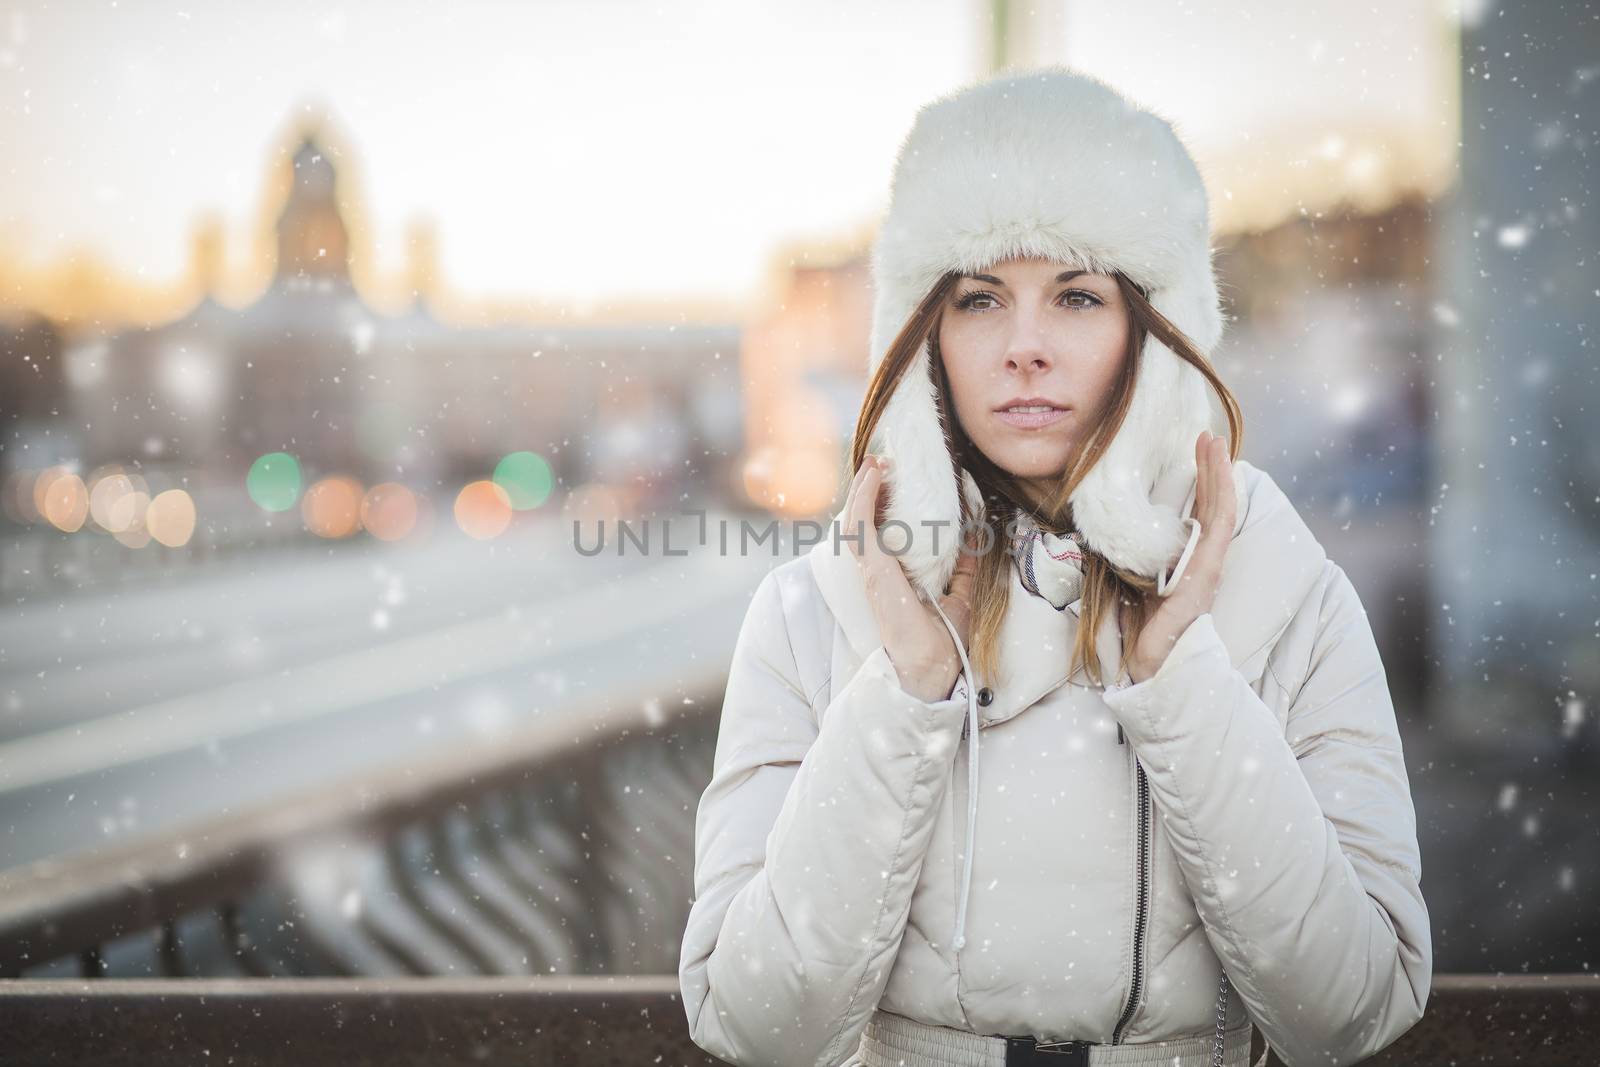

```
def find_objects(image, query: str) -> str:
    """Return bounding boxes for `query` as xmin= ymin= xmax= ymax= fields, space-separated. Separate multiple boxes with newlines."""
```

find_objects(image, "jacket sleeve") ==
xmin=679 ymin=567 xmax=970 ymax=1067
xmin=1102 ymin=561 xmax=1431 ymax=1067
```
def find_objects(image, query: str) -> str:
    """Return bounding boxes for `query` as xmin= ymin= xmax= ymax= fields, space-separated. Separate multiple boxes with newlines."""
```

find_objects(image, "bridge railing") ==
xmin=0 ymin=973 xmax=1596 ymax=1066
xmin=0 ymin=668 xmax=722 ymax=981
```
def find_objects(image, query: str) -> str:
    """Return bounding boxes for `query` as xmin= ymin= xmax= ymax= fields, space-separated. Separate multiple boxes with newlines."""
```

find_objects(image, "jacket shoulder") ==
xmin=1230 ymin=457 xmax=1295 ymax=537
xmin=1264 ymin=556 xmax=1376 ymax=708
xmin=744 ymin=556 xmax=836 ymax=713
xmin=1204 ymin=456 xmax=1329 ymax=683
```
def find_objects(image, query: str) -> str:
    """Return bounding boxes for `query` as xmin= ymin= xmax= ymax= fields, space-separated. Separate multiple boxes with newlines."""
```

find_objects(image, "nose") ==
xmin=1003 ymin=311 xmax=1052 ymax=374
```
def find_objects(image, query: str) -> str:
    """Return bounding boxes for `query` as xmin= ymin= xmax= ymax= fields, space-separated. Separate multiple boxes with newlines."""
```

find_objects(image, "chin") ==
xmin=991 ymin=450 xmax=1073 ymax=484
xmin=992 ymin=457 xmax=1068 ymax=486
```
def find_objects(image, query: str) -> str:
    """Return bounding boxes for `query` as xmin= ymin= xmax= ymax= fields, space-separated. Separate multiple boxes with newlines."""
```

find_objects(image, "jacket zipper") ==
xmin=1111 ymin=754 xmax=1151 ymax=1044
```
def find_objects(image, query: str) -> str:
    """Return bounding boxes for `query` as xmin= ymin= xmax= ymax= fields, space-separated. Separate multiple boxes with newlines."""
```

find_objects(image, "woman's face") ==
xmin=937 ymin=256 xmax=1130 ymax=505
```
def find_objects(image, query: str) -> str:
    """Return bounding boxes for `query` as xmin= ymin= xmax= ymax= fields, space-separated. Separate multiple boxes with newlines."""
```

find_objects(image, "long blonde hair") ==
xmin=849 ymin=269 xmax=1243 ymax=687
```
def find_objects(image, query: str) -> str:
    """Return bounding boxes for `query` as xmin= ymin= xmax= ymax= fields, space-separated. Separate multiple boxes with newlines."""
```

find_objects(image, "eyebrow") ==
xmin=961 ymin=269 xmax=1089 ymax=286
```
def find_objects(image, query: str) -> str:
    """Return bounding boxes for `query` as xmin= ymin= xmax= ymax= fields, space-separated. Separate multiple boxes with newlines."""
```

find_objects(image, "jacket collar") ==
xmin=806 ymin=458 xmax=1326 ymax=725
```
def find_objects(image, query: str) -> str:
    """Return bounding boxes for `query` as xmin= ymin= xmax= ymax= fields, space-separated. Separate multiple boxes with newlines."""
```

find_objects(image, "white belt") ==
xmin=856 ymin=1008 xmax=1257 ymax=1067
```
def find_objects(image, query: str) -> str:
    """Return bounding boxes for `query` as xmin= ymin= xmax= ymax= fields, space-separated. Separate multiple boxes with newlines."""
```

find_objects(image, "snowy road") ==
xmin=0 ymin=508 xmax=791 ymax=872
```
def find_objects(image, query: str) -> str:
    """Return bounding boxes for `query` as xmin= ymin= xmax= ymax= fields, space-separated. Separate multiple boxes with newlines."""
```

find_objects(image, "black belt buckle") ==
xmin=1003 ymin=1036 xmax=1091 ymax=1066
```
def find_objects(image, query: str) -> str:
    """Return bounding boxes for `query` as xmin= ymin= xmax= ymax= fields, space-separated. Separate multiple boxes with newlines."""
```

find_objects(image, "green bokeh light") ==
xmin=492 ymin=451 xmax=554 ymax=511
xmin=247 ymin=452 xmax=303 ymax=512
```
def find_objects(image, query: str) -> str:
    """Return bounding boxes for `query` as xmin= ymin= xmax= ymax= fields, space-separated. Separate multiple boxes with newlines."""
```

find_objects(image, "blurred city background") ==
xmin=0 ymin=0 xmax=1596 ymax=993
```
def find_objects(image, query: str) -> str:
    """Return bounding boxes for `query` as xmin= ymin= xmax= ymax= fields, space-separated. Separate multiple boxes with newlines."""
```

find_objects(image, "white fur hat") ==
xmin=867 ymin=65 xmax=1221 ymax=604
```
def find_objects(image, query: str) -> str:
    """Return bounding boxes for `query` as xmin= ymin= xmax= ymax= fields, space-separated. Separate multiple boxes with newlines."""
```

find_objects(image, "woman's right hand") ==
xmin=842 ymin=454 xmax=979 ymax=704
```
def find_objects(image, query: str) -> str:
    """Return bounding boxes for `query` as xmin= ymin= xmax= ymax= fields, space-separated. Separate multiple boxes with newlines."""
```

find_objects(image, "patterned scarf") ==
xmin=1010 ymin=512 xmax=1087 ymax=611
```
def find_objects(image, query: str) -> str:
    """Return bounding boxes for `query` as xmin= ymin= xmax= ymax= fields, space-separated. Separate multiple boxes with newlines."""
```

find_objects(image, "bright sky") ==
xmin=0 ymin=0 xmax=1464 ymax=309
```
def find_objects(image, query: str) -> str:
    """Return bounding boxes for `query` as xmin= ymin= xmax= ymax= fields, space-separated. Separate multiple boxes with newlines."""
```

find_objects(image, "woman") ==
xmin=679 ymin=67 xmax=1430 ymax=1067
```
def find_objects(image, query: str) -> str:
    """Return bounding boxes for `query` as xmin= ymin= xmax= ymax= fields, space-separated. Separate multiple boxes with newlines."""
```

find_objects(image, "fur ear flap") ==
xmin=869 ymin=340 xmax=963 ymax=603
xmin=1069 ymin=316 xmax=1216 ymax=577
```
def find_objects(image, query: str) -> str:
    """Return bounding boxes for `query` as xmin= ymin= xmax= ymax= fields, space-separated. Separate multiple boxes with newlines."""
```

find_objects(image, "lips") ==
xmin=995 ymin=406 xmax=1070 ymax=429
xmin=994 ymin=398 xmax=1071 ymax=430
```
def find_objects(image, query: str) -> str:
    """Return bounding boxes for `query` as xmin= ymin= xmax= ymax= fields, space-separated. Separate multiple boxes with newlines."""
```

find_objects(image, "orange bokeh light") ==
xmin=454 ymin=480 xmax=512 ymax=540
xmin=302 ymin=476 xmax=365 ymax=539
xmin=360 ymin=482 xmax=419 ymax=542
xmin=741 ymin=443 xmax=838 ymax=518
xmin=148 ymin=489 xmax=197 ymax=548
xmin=40 ymin=470 xmax=89 ymax=532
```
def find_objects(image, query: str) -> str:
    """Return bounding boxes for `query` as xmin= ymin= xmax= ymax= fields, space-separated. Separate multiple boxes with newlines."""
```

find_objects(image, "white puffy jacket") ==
xmin=679 ymin=459 xmax=1431 ymax=1066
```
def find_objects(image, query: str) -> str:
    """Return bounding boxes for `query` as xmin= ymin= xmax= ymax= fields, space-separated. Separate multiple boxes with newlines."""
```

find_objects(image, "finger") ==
xmin=1203 ymin=433 xmax=1224 ymax=529
xmin=870 ymin=454 xmax=893 ymax=529
xmin=843 ymin=460 xmax=875 ymax=559
xmin=1196 ymin=446 xmax=1235 ymax=570
xmin=1213 ymin=439 xmax=1237 ymax=533
xmin=1206 ymin=435 xmax=1228 ymax=529
xmin=854 ymin=462 xmax=887 ymax=569
xmin=855 ymin=464 xmax=923 ymax=628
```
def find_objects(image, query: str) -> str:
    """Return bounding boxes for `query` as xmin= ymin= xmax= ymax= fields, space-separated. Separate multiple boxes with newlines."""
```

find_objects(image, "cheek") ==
xmin=1060 ymin=317 xmax=1130 ymax=389
xmin=943 ymin=360 xmax=990 ymax=424
xmin=1055 ymin=313 xmax=1128 ymax=359
xmin=937 ymin=326 xmax=986 ymax=405
xmin=1084 ymin=336 xmax=1130 ymax=405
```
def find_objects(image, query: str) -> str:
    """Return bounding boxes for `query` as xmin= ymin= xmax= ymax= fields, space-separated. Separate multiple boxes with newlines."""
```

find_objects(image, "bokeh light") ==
xmin=454 ymin=480 xmax=512 ymax=540
xmin=108 ymin=490 xmax=151 ymax=539
xmin=147 ymin=489 xmax=198 ymax=548
xmin=32 ymin=465 xmax=74 ymax=523
xmin=2 ymin=469 xmax=39 ymax=523
xmin=88 ymin=469 xmax=137 ymax=532
xmin=741 ymin=444 xmax=836 ymax=517
xmin=492 ymin=451 xmax=554 ymax=511
xmin=112 ymin=509 xmax=152 ymax=548
xmin=40 ymin=471 xmax=89 ymax=532
xmin=360 ymin=482 xmax=419 ymax=542
xmin=302 ymin=476 xmax=365 ymax=538
xmin=247 ymin=452 xmax=303 ymax=512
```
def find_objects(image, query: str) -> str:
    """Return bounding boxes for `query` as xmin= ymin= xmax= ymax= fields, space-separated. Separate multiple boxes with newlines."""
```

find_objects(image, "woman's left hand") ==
xmin=1123 ymin=431 xmax=1238 ymax=684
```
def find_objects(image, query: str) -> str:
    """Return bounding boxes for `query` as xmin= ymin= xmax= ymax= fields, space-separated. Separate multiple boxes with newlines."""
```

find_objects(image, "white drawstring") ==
xmin=927 ymin=596 xmax=980 ymax=953
xmin=1156 ymin=516 xmax=1203 ymax=597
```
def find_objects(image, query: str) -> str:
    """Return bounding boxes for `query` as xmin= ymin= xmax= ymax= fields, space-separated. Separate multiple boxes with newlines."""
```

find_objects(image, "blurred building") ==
xmin=1431 ymin=0 xmax=1600 ymax=759
xmin=738 ymin=242 xmax=872 ymax=519
xmin=0 ymin=312 xmax=68 ymax=492
xmin=21 ymin=123 xmax=743 ymax=537
xmin=1216 ymin=195 xmax=1436 ymax=701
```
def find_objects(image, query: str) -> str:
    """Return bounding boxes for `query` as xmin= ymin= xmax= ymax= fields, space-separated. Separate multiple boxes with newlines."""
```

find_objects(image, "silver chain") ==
xmin=1212 ymin=970 xmax=1230 ymax=1067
